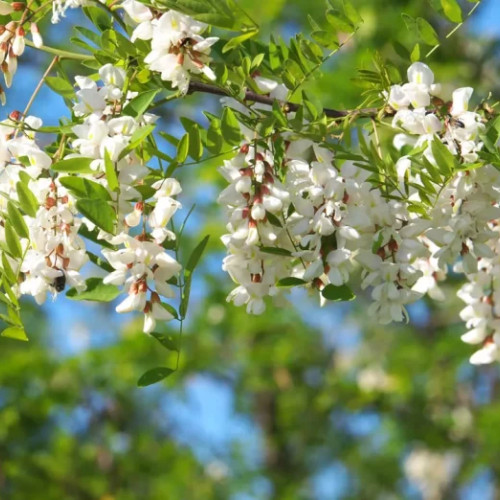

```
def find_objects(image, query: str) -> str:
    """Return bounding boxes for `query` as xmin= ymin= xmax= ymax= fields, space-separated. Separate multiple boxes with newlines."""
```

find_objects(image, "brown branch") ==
xmin=187 ymin=81 xmax=387 ymax=119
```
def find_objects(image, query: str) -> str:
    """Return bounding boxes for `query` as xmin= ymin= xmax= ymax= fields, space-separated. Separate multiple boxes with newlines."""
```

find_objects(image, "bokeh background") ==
xmin=3 ymin=0 xmax=500 ymax=498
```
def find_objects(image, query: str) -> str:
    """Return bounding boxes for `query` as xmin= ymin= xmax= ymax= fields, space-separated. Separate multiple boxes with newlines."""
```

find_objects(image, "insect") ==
xmin=445 ymin=114 xmax=465 ymax=129
xmin=52 ymin=272 xmax=66 ymax=293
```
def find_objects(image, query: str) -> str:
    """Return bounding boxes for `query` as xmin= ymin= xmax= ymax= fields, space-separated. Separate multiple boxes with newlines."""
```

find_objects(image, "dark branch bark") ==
xmin=187 ymin=81 xmax=386 ymax=119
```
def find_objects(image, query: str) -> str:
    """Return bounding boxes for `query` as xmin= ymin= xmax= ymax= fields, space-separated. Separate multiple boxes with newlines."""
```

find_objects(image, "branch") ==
xmin=187 ymin=81 xmax=387 ymax=119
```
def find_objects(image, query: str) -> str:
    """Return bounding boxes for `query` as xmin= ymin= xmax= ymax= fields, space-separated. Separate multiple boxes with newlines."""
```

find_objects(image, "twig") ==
xmin=14 ymin=55 xmax=59 ymax=139
xmin=187 ymin=81 xmax=387 ymax=119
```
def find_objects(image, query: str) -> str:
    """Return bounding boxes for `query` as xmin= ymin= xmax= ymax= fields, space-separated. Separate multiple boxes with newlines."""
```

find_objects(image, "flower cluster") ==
xmin=122 ymin=0 xmax=218 ymax=94
xmin=217 ymin=62 xmax=500 ymax=365
xmin=0 ymin=113 xmax=88 ymax=304
xmin=66 ymin=64 xmax=183 ymax=333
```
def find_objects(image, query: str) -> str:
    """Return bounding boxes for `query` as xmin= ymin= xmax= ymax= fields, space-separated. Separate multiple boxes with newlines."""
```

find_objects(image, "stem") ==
xmin=22 ymin=55 xmax=59 ymax=118
xmin=187 ymin=80 xmax=386 ymax=119
xmin=25 ymin=39 xmax=93 ymax=61
xmin=371 ymin=118 xmax=383 ymax=159
xmin=14 ymin=55 xmax=59 ymax=139
xmin=426 ymin=1 xmax=482 ymax=59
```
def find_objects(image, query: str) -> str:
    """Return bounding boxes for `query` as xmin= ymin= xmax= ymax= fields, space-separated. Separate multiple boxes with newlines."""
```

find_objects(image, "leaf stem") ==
xmin=25 ymin=39 xmax=93 ymax=61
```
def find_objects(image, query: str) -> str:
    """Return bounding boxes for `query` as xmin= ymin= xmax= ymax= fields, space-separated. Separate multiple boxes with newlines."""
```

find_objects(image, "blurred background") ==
xmin=3 ymin=0 xmax=500 ymax=498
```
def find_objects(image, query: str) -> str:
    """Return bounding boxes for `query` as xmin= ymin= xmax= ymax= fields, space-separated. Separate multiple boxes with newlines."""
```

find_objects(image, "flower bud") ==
xmin=12 ymin=27 xmax=25 ymax=56
xmin=30 ymin=23 xmax=43 ymax=48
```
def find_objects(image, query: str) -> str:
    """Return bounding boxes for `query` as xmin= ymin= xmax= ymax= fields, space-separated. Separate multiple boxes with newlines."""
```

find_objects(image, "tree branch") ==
xmin=187 ymin=81 xmax=388 ymax=119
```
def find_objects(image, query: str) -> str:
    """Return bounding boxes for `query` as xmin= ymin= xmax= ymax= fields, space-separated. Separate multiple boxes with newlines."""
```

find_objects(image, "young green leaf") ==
xmin=51 ymin=157 xmax=94 ymax=173
xmin=4 ymin=222 xmax=23 ymax=258
xmin=66 ymin=277 xmax=121 ymax=302
xmin=321 ymin=284 xmax=356 ymax=301
xmin=45 ymin=76 xmax=75 ymax=98
xmin=221 ymin=107 xmax=242 ymax=145
xmin=176 ymin=133 xmax=189 ymax=163
xmin=150 ymin=332 xmax=179 ymax=351
xmin=260 ymin=246 xmax=292 ymax=256
xmin=277 ymin=277 xmax=307 ymax=287
xmin=7 ymin=201 xmax=29 ymax=239
xmin=430 ymin=138 xmax=456 ymax=176
xmin=185 ymin=235 xmax=210 ymax=275
xmin=59 ymin=177 xmax=111 ymax=201
xmin=104 ymin=149 xmax=119 ymax=192
xmin=76 ymin=199 xmax=116 ymax=234
xmin=188 ymin=124 xmax=203 ymax=161
xmin=222 ymin=29 xmax=258 ymax=53
xmin=137 ymin=367 xmax=175 ymax=387
xmin=1 ymin=326 xmax=28 ymax=341
xmin=416 ymin=18 xmax=439 ymax=45
xmin=122 ymin=89 xmax=160 ymax=118
xmin=440 ymin=0 xmax=462 ymax=23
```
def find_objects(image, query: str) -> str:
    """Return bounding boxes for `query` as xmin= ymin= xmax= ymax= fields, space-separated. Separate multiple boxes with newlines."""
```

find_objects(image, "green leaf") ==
xmin=150 ymin=332 xmax=179 ymax=351
xmin=416 ymin=18 xmax=439 ymax=45
xmin=76 ymin=199 xmax=116 ymax=234
xmin=7 ymin=201 xmax=29 ymax=239
xmin=266 ymin=212 xmax=283 ymax=228
xmin=1 ymin=326 xmax=28 ymax=341
xmin=59 ymin=177 xmax=111 ymax=201
xmin=222 ymin=29 xmax=258 ymax=53
xmin=4 ymin=223 xmax=22 ymax=258
xmin=83 ymin=5 xmax=112 ymax=31
xmin=185 ymin=235 xmax=209 ymax=275
xmin=342 ymin=0 xmax=363 ymax=25
xmin=430 ymin=138 xmax=456 ymax=176
xmin=176 ymin=134 xmax=189 ymax=163
xmin=51 ymin=157 xmax=94 ymax=173
xmin=326 ymin=8 xmax=354 ymax=32
xmin=188 ymin=125 xmax=203 ymax=161
xmin=221 ymin=107 xmax=242 ymax=145
xmin=311 ymin=30 xmax=338 ymax=50
xmin=66 ymin=277 xmax=121 ymax=302
xmin=122 ymin=89 xmax=160 ymax=118
xmin=119 ymin=124 xmax=156 ymax=160
xmin=277 ymin=277 xmax=307 ymax=287
xmin=104 ymin=149 xmax=119 ymax=192
xmin=269 ymin=36 xmax=281 ymax=71
xmin=137 ymin=367 xmax=175 ymax=387
xmin=2 ymin=253 xmax=17 ymax=284
xmin=410 ymin=43 xmax=421 ymax=62
xmin=440 ymin=0 xmax=462 ymax=22
xmin=260 ymin=246 xmax=292 ymax=256
xmin=206 ymin=119 xmax=223 ymax=154
xmin=321 ymin=284 xmax=356 ymax=301
xmin=180 ymin=274 xmax=192 ymax=319
xmin=2 ymin=276 xmax=18 ymax=307
xmin=45 ymin=76 xmax=75 ymax=98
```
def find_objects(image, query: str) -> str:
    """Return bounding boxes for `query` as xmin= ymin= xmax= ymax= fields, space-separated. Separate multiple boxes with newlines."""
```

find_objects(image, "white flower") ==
xmin=407 ymin=62 xmax=434 ymax=87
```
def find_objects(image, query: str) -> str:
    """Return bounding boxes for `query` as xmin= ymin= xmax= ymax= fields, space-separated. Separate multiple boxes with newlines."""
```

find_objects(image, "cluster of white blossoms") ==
xmin=218 ymin=62 xmax=500 ymax=365
xmin=0 ymin=113 xmax=88 ymax=304
xmin=121 ymin=0 xmax=218 ymax=94
xmin=67 ymin=64 xmax=182 ymax=333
